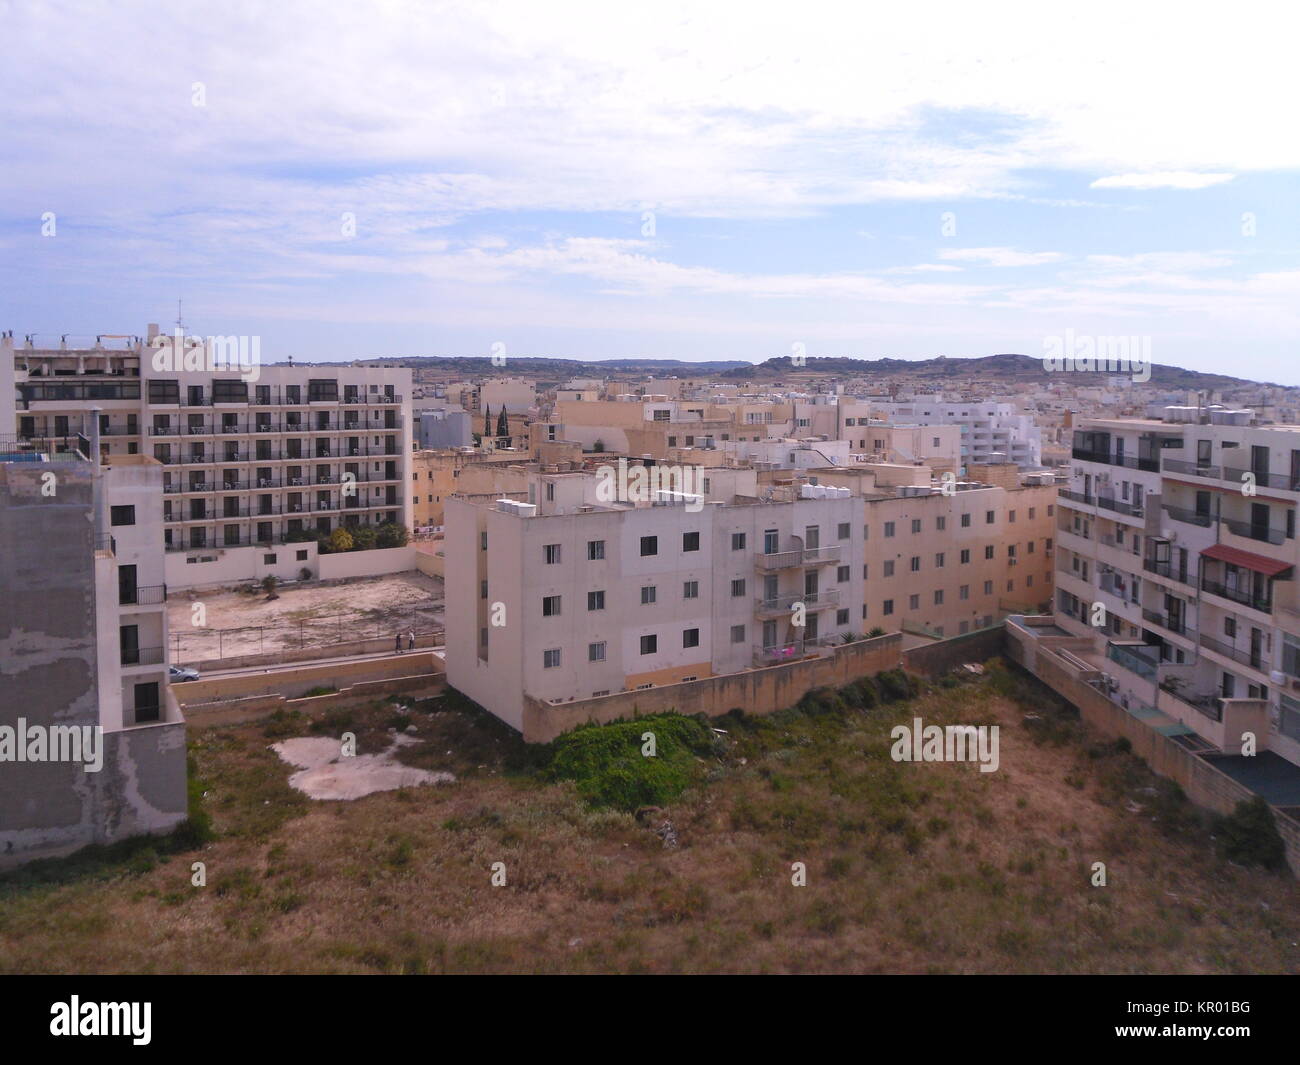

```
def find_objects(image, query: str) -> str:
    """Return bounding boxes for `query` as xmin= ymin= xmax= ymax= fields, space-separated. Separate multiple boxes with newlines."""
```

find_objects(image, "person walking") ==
xmin=394 ymin=632 xmax=403 ymax=654
xmin=408 ymin=630 xmax=416 ymax=652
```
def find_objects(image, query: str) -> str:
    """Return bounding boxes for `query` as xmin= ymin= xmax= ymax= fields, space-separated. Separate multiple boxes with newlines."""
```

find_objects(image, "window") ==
xmin=985 ymin=545 xmax=994 ymax=560
xmin=934 ymin=590 xmax=944 ymax=605
xmin=986 ymin=510 xmax=995 ymax=524
xmin=862 ymin=564 xmax=869 ymax=579
xmin=731 ymin=532 xmax=746 ymax=550
xmin=911 ymin=519 xmax=922 ymax=534
xmin=731 ymin=624 xmax=746 ymax=643
xmin=983 ymin=581 xmax=993 ymax=595
xmin=837 ymin=565 xmax=850 ymax=583
xmin=935 ymin=552 xmax=945 ymax=568
xmin=640 ymin=535 xmax=658 ymax=556
xmin=936 ymin=516 xmax=946 ymax=531
xmin=263 ymin=553 xmax=276 ymax=564
xmin=544 ymin=543 xmax=562 ymax=564
xmin=884 ymin=521 xmax=896 ymax=538
xmin=683 ymin=628 xmax=700 ymax=648
xmin=542 ymin=595 xmax=562 ymax=617
xmin=588 ymin=590 xmax=605 ymax=611
xmin=838 ymin=522 xmax=850 ymax=540
xmin=909 ymin=594 xmax=920 ymax=609
xmin=960 ymin=584 xmax=969 ymax=600
xmin=640 ymin=634 xmax=658 ymax=655
xmin=1008 ymin=544 xmax=1017 ymax=558
xmin=543 ymin=649 xmax=561 ymax=668
xmin=683 ymin=580 xmax=699 ymax=599
xmin=883 ymin=599 xmax=894 ymax=615
xmin=296 ymin=550 xmax=308 ymax=561
xmin=1009 ymin=510 xmax=1016 ymax=523
xmin=836 ymin=608 xmax=850 ymax=625
xmin=480 ymin=580 xmax=488 ymax=600
xmin=682 ymin=531 xmax=700 ymax=552
xmin=1047 ymin=505 xmax=1054 ymax=516
xmin=764 ymin=529 xmax=779 ymax=554
xmin=731 ymin=578 xmax=746 ymax=597
xmin=883 ymin=560 xmax=895 ymax=577
xmin=480 ymin=531 xmax=488 ymax=550
xmin=961 ymin=513 xmax=971 ymax=528
xmin=641 ymin=586 xmax=657 ymax=605
xmin=110 ymin=505 xmax=135 ymax=526
xmin=910 ymin=556 xmax=921 ymax=572
xmin=588 ymin=642 xmax=606 ymax=662
xmin=1029 ymin=507 xmax=1036 ymax=519
xmin=588 ymin=540 xmax=605 ymax=560
xmin=960 ymin=548 xmax=970 ymax=564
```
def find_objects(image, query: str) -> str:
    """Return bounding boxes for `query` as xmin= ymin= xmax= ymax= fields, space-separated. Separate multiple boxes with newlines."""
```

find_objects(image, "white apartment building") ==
xmin=6 ymin=328 xmax=413 ymax=588
xmin=445 ymin=469 xmax=865 ymax=731
xmin=871 ymin=397 xmax=1042 ymax=470
xmin=1054 ymin=409 xmax=1300 ymax=767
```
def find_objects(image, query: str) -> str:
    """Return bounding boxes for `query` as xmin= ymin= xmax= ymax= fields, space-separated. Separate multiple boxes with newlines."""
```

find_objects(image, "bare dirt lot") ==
xmin=168 ymin=571 xmax=444 ymax=663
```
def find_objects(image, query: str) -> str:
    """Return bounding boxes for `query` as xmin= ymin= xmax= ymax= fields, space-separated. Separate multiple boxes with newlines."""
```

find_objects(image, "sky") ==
xmin=1 ymin=0 xmax=1298 ymax=381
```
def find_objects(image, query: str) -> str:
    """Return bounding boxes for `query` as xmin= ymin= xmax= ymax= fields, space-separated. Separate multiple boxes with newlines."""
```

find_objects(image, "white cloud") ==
xmin=1090 ymin=172 xmax=1236 ymax=190
xmin=938 ymin=247 xmax=1064 ymax=267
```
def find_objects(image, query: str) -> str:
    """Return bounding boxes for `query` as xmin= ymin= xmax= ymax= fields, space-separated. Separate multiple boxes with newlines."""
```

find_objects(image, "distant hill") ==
xmin=719 ymin=353 xmax=1273 ymax=389
xmin=349 ymin=355 xmax=751 ymax=377
xmin=343 ymin=352 xmax=1274 ymax=389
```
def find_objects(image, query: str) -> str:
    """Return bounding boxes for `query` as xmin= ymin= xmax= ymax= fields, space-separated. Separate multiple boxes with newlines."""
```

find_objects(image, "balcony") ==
xmin=1198 ymin=632 xmax=1267 ymax=673
xmin=753 ymin=641 xmax=813 ymax=666
xmin=1223 ymin=466 xmax=1300 ymax=493
xmin=121 ymin=646 xmax=165 ymax=666
xmin=1201 ymin=578 xmax=1272 ymax=614
xmin=1157 ymin=681 xmax=1224 ymax=722
xmin=754 ymin=545 xmax=841 ymax=571
xmin=1219 ymin=514 xmax=1288 ymax=546
xmin=1071 ymin=448 xmax=1160 ymax=472
xmin=1161 ymin=503 xmax=1213 ymax=528
xmin=1142 ymin=557 xmax=1195 ymax=588
xmin=119 ymin=584 xmax=167 ymax=606
xmin=755 ymin=588 xmax=840 ymax=617
xmin=1141 ymin=607 xmax=1188 ymax=636
xmin=1162 ymin=457 xmax=1221 ymax=480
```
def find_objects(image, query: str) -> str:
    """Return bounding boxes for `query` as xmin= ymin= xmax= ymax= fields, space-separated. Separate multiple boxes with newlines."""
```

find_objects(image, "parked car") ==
xmin=169 ymin=665 xmax=200 ymax=683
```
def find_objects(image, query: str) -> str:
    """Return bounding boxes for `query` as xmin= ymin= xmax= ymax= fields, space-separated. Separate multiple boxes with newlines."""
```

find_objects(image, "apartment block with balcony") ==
xmin=869 ymin=397 xmax=1043 ymax=470
xmin=1050 ymin=410 xmax=1300 ymax=767
xmin=7 ymin=328 xmax=413 ymax=588
xmin=444 ymin=469 xmax=864 ymax=732
xmin=0 ymin=440 xmax=186 ymax=867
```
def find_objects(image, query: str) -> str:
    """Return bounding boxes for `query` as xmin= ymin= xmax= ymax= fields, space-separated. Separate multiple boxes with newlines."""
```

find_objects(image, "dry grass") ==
xmin=1 ymin=674 xmax=1297 ymax=974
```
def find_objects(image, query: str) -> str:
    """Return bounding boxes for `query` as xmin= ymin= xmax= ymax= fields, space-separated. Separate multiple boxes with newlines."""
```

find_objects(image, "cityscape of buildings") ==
xmin=6 ymin=325 xmax=1300 ymax=874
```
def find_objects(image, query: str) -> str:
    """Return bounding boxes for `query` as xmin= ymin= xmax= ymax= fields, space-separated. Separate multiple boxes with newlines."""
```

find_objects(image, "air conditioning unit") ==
xmin=1270 ymin=671 xmax=1286 ymax=685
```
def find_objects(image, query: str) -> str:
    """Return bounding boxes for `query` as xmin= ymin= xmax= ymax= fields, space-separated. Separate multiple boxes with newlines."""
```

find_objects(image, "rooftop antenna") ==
xmin=175 ymin=298 xmax=187 ymax=339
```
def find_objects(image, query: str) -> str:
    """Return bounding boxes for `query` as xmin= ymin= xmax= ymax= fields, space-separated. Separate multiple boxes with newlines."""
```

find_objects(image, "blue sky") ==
xmin=2 ymin=1 xmax=1298 ymax=380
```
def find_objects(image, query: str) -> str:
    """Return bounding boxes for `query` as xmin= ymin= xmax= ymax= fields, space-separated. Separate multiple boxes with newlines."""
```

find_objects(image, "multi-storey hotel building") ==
xmin=5 ymin=327 xmax=413 ymax=587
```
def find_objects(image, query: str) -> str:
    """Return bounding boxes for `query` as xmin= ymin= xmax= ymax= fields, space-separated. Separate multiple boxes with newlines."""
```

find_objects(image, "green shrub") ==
xmin=876 ymin=668 xmax=915 ymax=702
xmin=544 ymin=713 xmax=716 ymax=810
xmin=1214 ymin=797 xmax=1287 ymax=870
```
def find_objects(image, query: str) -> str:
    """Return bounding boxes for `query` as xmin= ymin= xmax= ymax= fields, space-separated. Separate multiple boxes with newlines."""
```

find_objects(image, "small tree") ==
xmin=592 ymin=438 xmax=605 ymax=453
xmin=497 ymin=407 xmax=508 ymax=438
xmin=328 ymin=526 xmax=354 ymax=553
xmin=261 ymin=574 xmax=278 ymax=600
xmin=377 ymin=522 xmax=410 ymax=549
xmin=483 ymin=404 xmax=492 ymax=438
xmin=351 ymin=525 xmax=378 ymax=551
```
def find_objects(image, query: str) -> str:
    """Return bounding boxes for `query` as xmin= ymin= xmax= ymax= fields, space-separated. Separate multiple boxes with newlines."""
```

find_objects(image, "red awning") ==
xmin=1201 ymin=543 xmax=1292 ymax=577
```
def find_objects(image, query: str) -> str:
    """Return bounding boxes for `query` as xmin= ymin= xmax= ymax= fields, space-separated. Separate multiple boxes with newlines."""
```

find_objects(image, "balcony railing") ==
xmin=1223 ymin=466 xmax=1300 ymax=493
xmin=1071 ymin=449 xmax=1160 ymax=472
xmin=121 ymin=646 xmax=164 ymax=666
xmin=756 ymin=589 xmax=840 ymax=614
xmin=119 ymin=583 xmax=166 ymax=605
xmin=1141 ymin=607 xmax=1187 ymax=635
xmin=1096 ymin=495 xmax=1144 ymax=518
xmin=1198 ymin=632 xmax=1266 ymax=671
xmin=1201 ymin=578 xmax=1272 ymax=613
xmin=1058 ymin=488 xmax=1093 ymax=506
xmin=1158 ymin=682 xmax=1224 ymax=722
xmin=1142 ymin=557 xmax=1194 ymax=587
xmin=1162 ymin=458 xmax=1222 ymax=479
xmin=1220 ymin=514 xmax=1288 ymax=546
xmin=1162 ymin=503 xmax=1213 ymax=528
